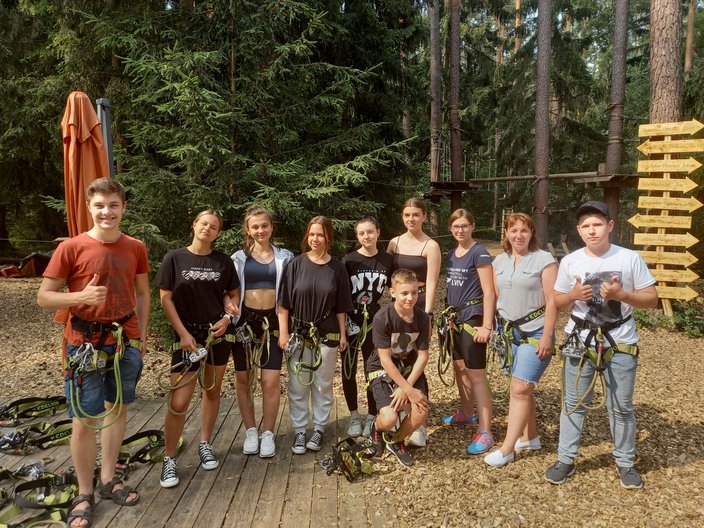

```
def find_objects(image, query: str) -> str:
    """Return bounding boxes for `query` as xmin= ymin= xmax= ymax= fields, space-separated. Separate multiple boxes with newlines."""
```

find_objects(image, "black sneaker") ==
xmin=306 ymin=430 xmax=324 ymax=451
xmin=369 ymin=422 xmax=385 ymax=457
xmin=617 ymin=466 xmax=643 ymax=489
xmin=292 ymin=431 xmax=307 ymax=455
xmin=198 ymin=441 xmax=219 ymax=470
xmin=545 ymin=460 xmax=575 ymax=485
xmin=160 ymin=456 xmax=179 ymax=488
xmin=385 ymin=441 xmax=414 ymax=467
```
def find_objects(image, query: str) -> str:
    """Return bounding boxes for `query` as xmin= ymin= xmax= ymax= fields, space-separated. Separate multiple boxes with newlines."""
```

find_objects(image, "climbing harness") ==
xmin=560 ymin=315 xmax=638 ymax=416
xmin=487 ymin=306 xmax=550 ymax=403
xmin=286 ymin=315 xmax=340 ymax=387
xmin=235 ymin=310 xmax=278 ymax=398
xmin=343 ymin=305 xmax=371 ymax=384
xmin=0 ymin=397 xmax=67 ymax=428
xmin=0 ymin=421 xmax=72 ymax=456
xmin=0 ymin=465 xmax=77 ymax=528
xmin=436 ymin=300 xmax=483 ymax=387
xmin=319 ymin=437 xmax=375 ymax=482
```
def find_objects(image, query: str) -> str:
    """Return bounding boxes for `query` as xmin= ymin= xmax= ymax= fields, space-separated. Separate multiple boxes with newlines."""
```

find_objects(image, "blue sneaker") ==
xmin=441 ymin=410 xmax=478 ymax=425
xmin=467 ymin=430 xmax=494 ymax=455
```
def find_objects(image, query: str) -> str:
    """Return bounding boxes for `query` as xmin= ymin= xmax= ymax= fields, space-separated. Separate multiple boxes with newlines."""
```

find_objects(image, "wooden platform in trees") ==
xmin=0 ymin=397 xmax=398 ymax=528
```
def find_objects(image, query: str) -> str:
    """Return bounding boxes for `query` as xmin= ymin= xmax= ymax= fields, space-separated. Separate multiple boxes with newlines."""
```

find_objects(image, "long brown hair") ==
xmin=502 ymin=212 xmax=540 ymax=253
xmin=242 ymin=206 xmax=274 ymax=257
xmin=402 ymin=197 xmax=427 ymax=215
xmin=302 ymin=215 xmax=333 ymax=254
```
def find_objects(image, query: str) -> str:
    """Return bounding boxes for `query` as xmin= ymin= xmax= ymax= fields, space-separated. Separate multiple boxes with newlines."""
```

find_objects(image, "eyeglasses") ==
xmin=451 ymin=224 xmax=472 ymax=231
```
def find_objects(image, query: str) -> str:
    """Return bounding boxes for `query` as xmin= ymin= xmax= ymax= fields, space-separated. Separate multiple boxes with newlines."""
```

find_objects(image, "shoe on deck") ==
xmin=347 ymin=414 xmax=363 ymax=437
xmin=198 ymin=441 xmax=219 ymax=470
xmin=441 ymin=410 xmax=478 ymax=425
xmin=306 ymin=430 xmax=324 ymax=451
xmin=260 ymin=430 xmax=276 ymax=458
xmin=369 ymin=422 xmax=385 ymax=457
xmin=243 ymin=427 xmax=259 ymax=455
xmin=362 ymin=414 xmax=375 ymax=438
xmin=545 ymin=460 xmax=575 ymax=485
xmin=467 ymin=431 xmax=494 ymax=455
xmin=292 ymin=431 xmax=307 ymax=455
xmin=160 ymin=456 xmax=179 ymax=488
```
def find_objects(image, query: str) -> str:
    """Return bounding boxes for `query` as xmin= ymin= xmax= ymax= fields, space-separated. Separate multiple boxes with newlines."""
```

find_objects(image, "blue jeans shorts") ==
xmin=510 ymin=327 xmax=552 ymax=385
xmin=64 ymin=343 xmax=143 ymax=418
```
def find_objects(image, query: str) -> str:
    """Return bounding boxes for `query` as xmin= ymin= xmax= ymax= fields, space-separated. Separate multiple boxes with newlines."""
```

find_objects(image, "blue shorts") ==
xmin=64 ymin=343 xmax=143 ymax=418
xmin=510 ymin=327 xmax=552 ymax=385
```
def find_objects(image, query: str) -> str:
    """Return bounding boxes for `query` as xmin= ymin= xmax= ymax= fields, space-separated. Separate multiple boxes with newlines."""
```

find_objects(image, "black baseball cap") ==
xmin=576 ymin=200 xmax=610 ymax=220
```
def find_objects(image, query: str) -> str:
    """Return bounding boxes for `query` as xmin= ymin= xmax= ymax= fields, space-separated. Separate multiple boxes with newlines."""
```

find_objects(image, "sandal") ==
xmin=67 ymin=493 xmax=94 ymax=528
xmin=96 ymin=476 xmax=140 ymax=506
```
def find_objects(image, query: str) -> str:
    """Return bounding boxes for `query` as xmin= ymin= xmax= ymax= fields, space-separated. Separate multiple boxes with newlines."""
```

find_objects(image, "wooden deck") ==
xmin=0 ymin=397 xmax=398 ymax=528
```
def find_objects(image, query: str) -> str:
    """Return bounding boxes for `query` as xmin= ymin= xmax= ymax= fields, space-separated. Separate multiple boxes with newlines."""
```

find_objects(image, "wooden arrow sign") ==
xmin=638 ymin=250 xmax=698 ymax=267
xmin=637 ymin=158 xmax=702 ymax=174
xmin=639 ymin=119 xmax=704 ymax=137
xmin=628 ymin=214 xmax=692 ymax=229
xmin=650 ymin=268 xmax=699 ymax=283
xmin=638 ymin=195 xmax=704 ymax=212
xmin=638 ymin=177 xmax=698 ymax=193
xmin=655 ymin=285 xmax=698 ymax=301
xmin=637 ymin=138 xmax=704 ymax=155
xmin=634 ymin=232 xmax=698 ymax=248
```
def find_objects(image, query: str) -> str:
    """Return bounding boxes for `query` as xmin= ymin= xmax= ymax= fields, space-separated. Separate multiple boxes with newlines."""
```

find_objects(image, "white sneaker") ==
xmin=484 ymin=449 xmax=515 ymax=467
xmin=347 ymin=414 xmax=363 ymax=437
xmin=514 ymin=436 xmax=541 ymax=451
xmin=362 ymin=414 xmax=375 ymax=438
xmin=243 ymin=427 xmax=259 ymax=455
xmin=406 ymin=424 xmax=427 ymax=447
xmin=260 ymin=430 xmax=276 ymax=458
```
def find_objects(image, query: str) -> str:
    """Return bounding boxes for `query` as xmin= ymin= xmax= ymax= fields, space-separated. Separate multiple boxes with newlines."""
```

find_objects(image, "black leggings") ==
xmin=341 ymin=332 xmax=377 ymax=415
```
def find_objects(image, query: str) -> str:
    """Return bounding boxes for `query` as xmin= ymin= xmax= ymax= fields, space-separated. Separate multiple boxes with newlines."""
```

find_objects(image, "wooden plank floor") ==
xmin=0 ymin=396 xmax=399 ymax=528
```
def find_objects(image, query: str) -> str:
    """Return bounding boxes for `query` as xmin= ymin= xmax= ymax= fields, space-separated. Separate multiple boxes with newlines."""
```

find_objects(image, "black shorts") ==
xmin=232 ymin=306 xmax=283 ymax=372
xmin=170 ymin=327 xmax=233 ymax=373
xmin=450 ymin=315 xmax=487 ymax=369
xmin=371 ymin=371 xmax=429 ymax=410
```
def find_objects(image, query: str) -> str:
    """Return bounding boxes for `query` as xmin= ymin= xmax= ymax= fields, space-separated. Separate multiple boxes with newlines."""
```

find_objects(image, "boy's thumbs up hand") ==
xmin=570 ymin=275 xmax=593 ymax=302
xmin=82 ymin=273 xmax=107 ymax=305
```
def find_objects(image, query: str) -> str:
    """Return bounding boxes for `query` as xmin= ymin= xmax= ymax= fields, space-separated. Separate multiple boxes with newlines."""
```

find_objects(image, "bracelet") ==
xmin=483 ymin=325 xmax=493 ymax=330
xmin=221 ymin=313 xmax=232 ymax=323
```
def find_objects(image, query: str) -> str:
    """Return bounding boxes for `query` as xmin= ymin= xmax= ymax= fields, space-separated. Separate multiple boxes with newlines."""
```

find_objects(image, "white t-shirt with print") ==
xmin=555 ymin=244 xmax=655 ymax=344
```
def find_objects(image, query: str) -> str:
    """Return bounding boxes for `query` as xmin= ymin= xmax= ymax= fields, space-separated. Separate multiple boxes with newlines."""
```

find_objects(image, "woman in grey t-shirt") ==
xmin=484 ymin=213 xmax=557 ymax=468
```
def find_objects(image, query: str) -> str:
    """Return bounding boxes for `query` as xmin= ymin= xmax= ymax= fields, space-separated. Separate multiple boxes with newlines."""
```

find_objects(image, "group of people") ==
xmin=37 ymin=178 xmax=657 ymax=528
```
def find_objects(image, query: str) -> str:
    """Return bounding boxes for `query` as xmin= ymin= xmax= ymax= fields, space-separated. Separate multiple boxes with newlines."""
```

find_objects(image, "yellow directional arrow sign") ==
xmin=637 ymin=138 xmax=704 ymax=155
xmin=638 ymin=250 xmax=698 ymax=267
xmin=656 ymin=285 xmax=698 ymax=301
xmin=637 ymin=177 xmax=698 ymax=192
xmin=634 ymin=232 xmax=698 ymax=248
xmin=639 ymin=119 xmax=704 ymax=137
xmin=650 ymin=268 xmax=699 ymax=283
xmin=638 ymin=195 xmax=704 ymax=212
xmin=637 ymin=158 xmax=702 ymax=174
xmin=628 ymin=214 xmax=692 ymax=229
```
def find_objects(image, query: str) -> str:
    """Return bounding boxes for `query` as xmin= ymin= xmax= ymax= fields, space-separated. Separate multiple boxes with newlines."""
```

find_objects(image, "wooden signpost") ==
xmin=632 ymin=118 xmax=702 ymax=316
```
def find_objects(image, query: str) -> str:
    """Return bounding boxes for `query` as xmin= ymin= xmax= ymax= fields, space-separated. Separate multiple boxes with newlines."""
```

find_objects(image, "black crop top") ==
xmin=391 ymin=237 xmax=430 ymax=283
xmin=244 ymin=257 xmax=276 ymax=289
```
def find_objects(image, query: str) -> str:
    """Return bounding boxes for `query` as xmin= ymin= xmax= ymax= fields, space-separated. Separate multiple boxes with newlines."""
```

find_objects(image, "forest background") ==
xmin=2 ymin=0 xmax=704 ymax=330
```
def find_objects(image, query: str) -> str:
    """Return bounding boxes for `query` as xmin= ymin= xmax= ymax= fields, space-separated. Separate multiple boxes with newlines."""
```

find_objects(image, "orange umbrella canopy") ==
xmin=61 ymin=91 xmax=109 ymax=237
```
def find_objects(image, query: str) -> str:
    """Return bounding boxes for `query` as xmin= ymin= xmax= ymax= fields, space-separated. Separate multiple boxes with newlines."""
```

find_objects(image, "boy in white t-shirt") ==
xmin=545 ymin=201 xmax=657 ymax=489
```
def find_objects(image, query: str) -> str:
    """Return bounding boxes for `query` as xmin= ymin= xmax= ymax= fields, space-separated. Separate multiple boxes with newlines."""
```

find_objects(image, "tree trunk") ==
xmin=429 ymin=0 xmax=441 ymax=183
xmin=604 ymin=0 xmax=630 ymax=224
xmin=685 ymin=0 xmax=696 ymax=73
xmin=534 ymin=0 xmax=552 ymax=248
xmin=494 ymin=13 xmax=505 ymax=230
xmin=448 ymin=0 xmax=462 ymax=212
xmin=650 ymin=0 xmax=682 ymax=122
xmin=514 ymin=0 xmax=522 ymax=54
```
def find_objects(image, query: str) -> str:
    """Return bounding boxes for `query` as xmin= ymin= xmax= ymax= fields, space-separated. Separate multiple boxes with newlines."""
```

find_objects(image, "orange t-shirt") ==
xmin=43 ymin=232 xmax=150 ymax=346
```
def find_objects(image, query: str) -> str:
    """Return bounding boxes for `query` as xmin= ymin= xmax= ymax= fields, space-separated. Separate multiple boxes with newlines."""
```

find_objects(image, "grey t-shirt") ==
xmin=493 ymin=249 xmax=556 ymax=332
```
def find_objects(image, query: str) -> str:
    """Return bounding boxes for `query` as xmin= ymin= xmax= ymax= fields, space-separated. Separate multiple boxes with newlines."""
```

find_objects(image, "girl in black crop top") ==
xmin=387 ymin=197 xmax=441 ymax=315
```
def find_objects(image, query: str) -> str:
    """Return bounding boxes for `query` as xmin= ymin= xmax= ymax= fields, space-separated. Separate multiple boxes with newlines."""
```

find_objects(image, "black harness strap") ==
xmin=71 ymin=311 xmax=135 ymax=350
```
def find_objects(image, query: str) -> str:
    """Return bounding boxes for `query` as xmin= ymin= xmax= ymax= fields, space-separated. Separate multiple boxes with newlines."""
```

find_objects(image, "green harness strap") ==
xmin=436 ymin=300 xmax=483 ymax=388
xmin=0 ymin=397 xmax=68 ymax=428
xmin=236 ymin=317 xmax=279 ymax=399
xmin=289 ymin=324 xmax=341 ymax=387
xmin=343 ymin=306 xmax=371 ymax=383
xmin=0 ymin=471 xmax=78 ymax=528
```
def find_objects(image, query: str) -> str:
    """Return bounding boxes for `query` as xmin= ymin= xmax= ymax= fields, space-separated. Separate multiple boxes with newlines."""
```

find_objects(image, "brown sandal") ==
xmin=67 ymin=494 xmax=94 ymax=528
xmin=96 ymin=476 xmax=140 ymax=506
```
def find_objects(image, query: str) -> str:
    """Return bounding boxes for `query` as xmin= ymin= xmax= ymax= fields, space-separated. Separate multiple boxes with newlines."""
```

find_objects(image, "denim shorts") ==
xmin=510 ymin=327 xmax=552 ymax=385
xmin=64 ymin=343 xmax=143 ymax=418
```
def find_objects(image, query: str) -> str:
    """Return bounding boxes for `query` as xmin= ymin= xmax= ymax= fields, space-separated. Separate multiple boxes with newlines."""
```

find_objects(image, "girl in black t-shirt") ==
xmin=155 ymin=210 xmax=240 ymax=488
xmin=278 ymin=216 xmax=353 ymax=454
xmin=341 ymin=216 xmax=392 ymax=438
